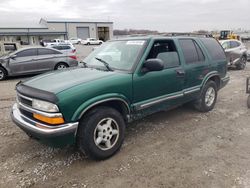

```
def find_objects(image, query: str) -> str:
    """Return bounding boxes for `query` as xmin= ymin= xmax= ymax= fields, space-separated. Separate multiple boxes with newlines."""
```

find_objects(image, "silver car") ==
xmin=0 ymin=47 xmax=78 ymax=80
xmin=220 ymin=39 xmax=248 ymax=70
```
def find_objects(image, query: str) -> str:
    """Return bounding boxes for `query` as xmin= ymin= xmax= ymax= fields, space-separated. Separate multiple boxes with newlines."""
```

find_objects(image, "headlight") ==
xmin=32 ymin=99 xmax=59 ymax=112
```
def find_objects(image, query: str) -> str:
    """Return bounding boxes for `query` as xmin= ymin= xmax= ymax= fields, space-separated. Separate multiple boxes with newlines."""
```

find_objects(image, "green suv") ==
xmin=11 ymin=36 xmax=229 ymax=160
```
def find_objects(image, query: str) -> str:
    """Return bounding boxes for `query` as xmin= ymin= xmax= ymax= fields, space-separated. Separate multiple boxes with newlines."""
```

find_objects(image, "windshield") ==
xmin=83 ymin=40 xmax=146 ymax=71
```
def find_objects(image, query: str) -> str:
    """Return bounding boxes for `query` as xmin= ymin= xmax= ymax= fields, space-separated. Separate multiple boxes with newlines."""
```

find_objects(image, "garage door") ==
xmin=77 ymin=27 xmax=90 ymax=40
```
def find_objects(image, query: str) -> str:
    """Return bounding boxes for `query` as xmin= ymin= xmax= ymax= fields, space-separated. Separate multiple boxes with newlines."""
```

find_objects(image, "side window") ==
xmin=230 ymin=41 xmax=240 ymax=48
xmin=16 ymin=49 xmax=37 ymax=57
xmin=146 ymin=40 xmax=180 ymax=69
xmin=38 ymin=48 xmax=61 ymax=55
xmin=200 ymin=38 xmax=226 ymax=61
xmin=61 ymin=46 xmax=71 ymax=50
xmin=179 ymin=39 xmax=204 ymax=64
xmin=222 ymin=41 xmax=230 ymax=49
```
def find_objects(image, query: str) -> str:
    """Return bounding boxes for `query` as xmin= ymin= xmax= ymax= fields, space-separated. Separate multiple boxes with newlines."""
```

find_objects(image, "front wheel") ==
xmin=194 ymin=81 xmax=218 ymax=112
xmin=77 ymin=106 xmax=125 ymax=160
xmin=0 ymin=67 xmax=7 ymax=81
xmin=236 ymin=56 xmax=247 ymax=70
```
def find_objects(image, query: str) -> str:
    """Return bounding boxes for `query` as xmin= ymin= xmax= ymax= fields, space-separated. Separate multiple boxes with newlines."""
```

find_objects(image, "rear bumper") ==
xmin=220 ymin=75 xmax=230 ymax=89
xmin=11 ymin=103 xmax=78 ymax=145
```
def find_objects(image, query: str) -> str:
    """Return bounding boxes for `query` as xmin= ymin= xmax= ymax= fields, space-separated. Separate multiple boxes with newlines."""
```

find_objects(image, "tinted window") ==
xmin=200 ymin=38 xmax=226 ymax=61
xmin=38 ymin=48 xmax=61 ymax=55
xmin=147 ymin=40 xmax=180 ymax=69
xmin=4 ymin=44 xmax=17 ymax=52
xmin=16 ymin=49 xmax=37 ymax=57
xmin=52 ymin=46 xmax=61 ymax=50
xmin=230 ymin=41 xmax=240 ymax=48
xmin=179 ymin=39 xmax=204 ymax=64
xmin=61 ymin=46 xmax=71 ymax=50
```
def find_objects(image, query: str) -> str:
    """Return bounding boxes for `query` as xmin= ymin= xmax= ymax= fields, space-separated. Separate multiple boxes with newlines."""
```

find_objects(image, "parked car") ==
xmin=81 ymin=38 xmax=103 ymax=45
xmin=50 ymin=44 xmax=76 ymax=55
xmin=0 ymin=41 xmax=20 ymax=56
xmin=44 ymin=39 xmax=72 ymax=47
xmin=68 ymin=37 xmax=82 ymax=44
xmin=219 ymin=39 xmax=248 ymax=70
xmin=0 ymin=47 xmax=78 ymax=80
xmin=11 ymin=36 xmax=229 ymax=160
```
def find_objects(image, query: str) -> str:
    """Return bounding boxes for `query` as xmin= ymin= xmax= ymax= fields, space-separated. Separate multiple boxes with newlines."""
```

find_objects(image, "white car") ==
xmin=68 ymin=37 xmax=82 ymax=44
xmin=49 ymin=44 xmax=76 ymax=55
xmin=81 ymin=38 xmax=103 ymax=45
xmin=45 ymin=39 xmax=72 ymax=47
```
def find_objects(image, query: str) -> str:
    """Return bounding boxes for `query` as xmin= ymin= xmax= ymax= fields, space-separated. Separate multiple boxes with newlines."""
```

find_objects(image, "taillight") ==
xmin=69 ymin=55 xmax=77 ymax=60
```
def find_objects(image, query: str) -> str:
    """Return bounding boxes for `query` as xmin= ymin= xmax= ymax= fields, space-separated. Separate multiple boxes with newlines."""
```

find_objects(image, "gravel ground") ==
xmin=1 ymin=62 xmax=250 ymax=188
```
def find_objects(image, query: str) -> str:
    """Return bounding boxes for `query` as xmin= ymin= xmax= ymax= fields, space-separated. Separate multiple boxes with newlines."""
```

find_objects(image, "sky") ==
xmin=0 ymin=0 xmax=249 ymax=32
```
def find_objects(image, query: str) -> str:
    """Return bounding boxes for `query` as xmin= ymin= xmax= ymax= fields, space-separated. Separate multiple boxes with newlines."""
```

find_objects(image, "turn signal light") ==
xmin=33 ymin=114 xmax=65 ymax=125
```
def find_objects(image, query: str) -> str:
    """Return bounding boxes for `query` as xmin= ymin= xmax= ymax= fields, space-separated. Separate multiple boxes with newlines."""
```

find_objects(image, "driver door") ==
xmin=132 ymin=39 xmax=185 ymax=115
xmin=9 ymin=48 xmax=38 ymax=75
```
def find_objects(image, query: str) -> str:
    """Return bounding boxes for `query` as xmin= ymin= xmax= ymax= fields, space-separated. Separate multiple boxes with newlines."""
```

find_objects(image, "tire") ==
xmin=54 ymin=63 xmax=68 ymax=70
xmin=99 ymin=42 xmax=102 ymax=45
xmin=77 ymin=106 xmax=125 ymax=160
xmin=247 ymin=95 xmax=250 ymax=109
xmin=0 ymin=67 xmax=7 ymax=81
xmin=87 ymin=42 xmax=90 ymax=45
xmin=236 ymin=56 xmax=247 ymax=70
xmin=193 ymin=81 xmax=218 ymax=112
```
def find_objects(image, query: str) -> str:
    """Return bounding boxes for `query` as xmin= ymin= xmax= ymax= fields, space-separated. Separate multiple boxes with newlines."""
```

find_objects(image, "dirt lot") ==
xmin=1 ymin=63 xmax=250 ymax=188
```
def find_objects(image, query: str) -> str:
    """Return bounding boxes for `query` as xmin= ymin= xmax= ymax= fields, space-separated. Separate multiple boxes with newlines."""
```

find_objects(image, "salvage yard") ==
xmin=1 ymin=46 xmax=250 ymax=188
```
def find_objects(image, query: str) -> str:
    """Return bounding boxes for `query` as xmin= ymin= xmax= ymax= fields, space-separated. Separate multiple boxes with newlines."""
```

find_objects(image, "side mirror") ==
xmin=10 ymin=54 xmax=17 ymax=59
xmin=142 ymin=59 xmax=164 ymax=73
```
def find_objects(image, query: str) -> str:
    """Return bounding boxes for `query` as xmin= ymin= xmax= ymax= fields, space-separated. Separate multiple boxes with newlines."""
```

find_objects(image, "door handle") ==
xmin=176 ymin=69 xmax=185 ymax=77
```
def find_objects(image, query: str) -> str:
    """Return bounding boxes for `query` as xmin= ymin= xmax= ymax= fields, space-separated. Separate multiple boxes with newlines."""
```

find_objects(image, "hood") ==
xmin=23 ymin=67 xmax=118 ymax=93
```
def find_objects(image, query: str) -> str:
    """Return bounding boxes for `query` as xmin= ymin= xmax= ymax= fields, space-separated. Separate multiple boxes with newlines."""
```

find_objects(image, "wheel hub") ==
xmin=94 ymin=118 xmax=119 ymax=150
xmin=0 ymin=70 xmax=3 ymax=79
xmin=205 ymin=87 xmax=215 ymax=107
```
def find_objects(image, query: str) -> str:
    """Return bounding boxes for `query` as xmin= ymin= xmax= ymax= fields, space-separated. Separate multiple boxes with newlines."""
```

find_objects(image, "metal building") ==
xmin=0 ymin=18 xmax=113 ymax=45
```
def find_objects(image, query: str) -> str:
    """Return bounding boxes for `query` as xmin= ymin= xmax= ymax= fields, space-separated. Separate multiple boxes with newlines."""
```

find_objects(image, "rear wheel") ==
xmin=0 ymin=67 xmax=7 ymax=81
xmin=236 ymin=56 xmax=247 ymax=70
xmin=55 ymin=63 xmax=68 ymax=70
xmin=77 ymin=106 xmax=125 ymax=160
xmin=193 ymin=81 xmax=217 ymax=112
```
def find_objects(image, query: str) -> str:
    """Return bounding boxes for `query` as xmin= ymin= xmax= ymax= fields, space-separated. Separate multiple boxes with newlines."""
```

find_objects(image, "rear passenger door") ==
xmin=178 ymin=39 xmax=209 ymax=93
xmin=36 ymin=48 xmax=62 ymax=71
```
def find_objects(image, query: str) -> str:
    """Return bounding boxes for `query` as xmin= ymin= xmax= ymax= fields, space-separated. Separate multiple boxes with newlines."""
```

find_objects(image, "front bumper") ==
xmin=11 ymin=103 xmax=78 ymax=146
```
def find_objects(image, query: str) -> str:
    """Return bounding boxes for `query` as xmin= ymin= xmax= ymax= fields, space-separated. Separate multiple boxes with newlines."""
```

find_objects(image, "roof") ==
xmin=41 ymin=18 xmax=113 ymax=24
xmin=0 ymin=22 xmax=47 ymax=29
xmin=111 ymin=35 xmax=212 ymax=41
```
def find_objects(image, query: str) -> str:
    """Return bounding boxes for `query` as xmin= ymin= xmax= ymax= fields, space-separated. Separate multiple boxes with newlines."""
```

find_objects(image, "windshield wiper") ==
xmin=95 ymin=57 xmax=113 ymax=71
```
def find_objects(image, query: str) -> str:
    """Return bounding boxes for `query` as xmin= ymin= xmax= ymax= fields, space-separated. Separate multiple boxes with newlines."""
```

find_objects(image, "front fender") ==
xmin=71 ymin=93 xmax=131 ymax=121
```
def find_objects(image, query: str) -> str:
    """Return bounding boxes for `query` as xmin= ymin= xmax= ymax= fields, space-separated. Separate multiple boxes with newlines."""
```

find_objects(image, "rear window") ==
xmin=200 ymin=38 xmax=226 ymax=61
xmin=4 ymin=44 xmax=17 ymax=52
xmin=38 ymin=48 xmax=61 ymax=55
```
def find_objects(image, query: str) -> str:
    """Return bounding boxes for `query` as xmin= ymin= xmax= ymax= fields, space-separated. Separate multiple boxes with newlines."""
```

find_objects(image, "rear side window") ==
xmin=230 ymin=41 xmax=240 ymax=48
xmin=179 ymin=39 xmax=205 ymax=64
xmin=16 ymin=49 xmax=37 ymax=57
xmin=38 ymin=48 xmax=61 ymax=55
xmin=61 ymin=46 xmax=71 ymax=50
xmin=200 ymin=38 xmax=226 ymax=61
